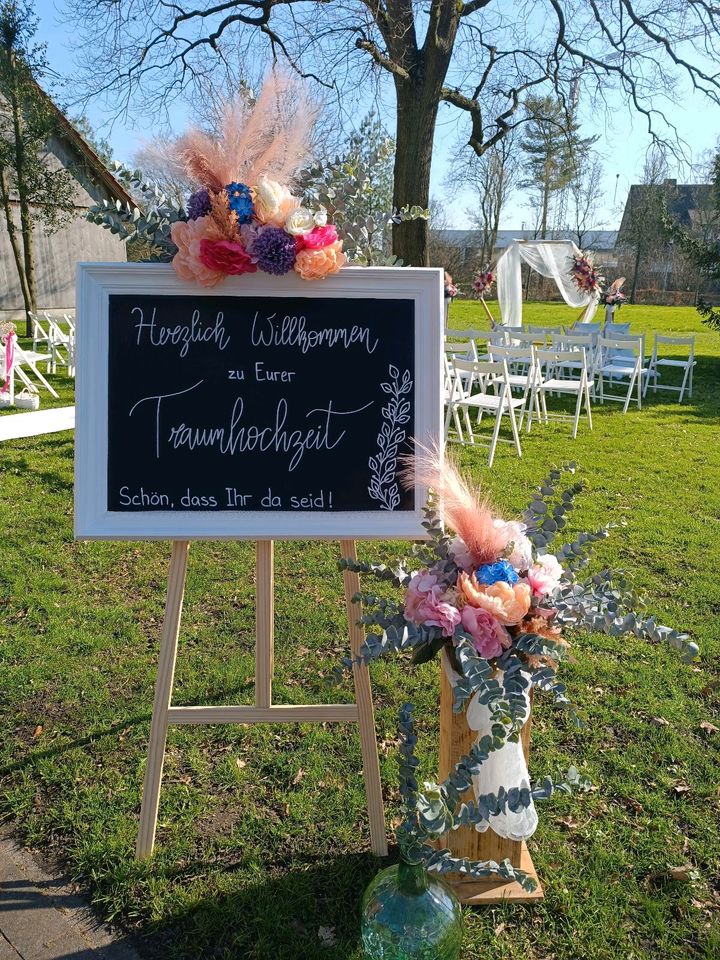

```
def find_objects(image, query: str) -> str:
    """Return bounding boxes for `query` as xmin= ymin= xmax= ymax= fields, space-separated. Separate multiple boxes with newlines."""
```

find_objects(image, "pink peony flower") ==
xmin=458 ymin=572 xmax=531 ymax=626
xmin=294 ymin=239 xmax=346 ymax=280
xmin=460 ymin=605 xmax=511 ymax=659
xmin=199 ymin=238 xmax=258 ymax=276
xmin=170 ymin=216 xmax=227 ymax=287
xmin=300 ymin=224 xmax=338 ymax=250
xmin=404 ymin=570 xmax=461 ymax=637
xmin=526 ymin=554 xmax=564 ymax=598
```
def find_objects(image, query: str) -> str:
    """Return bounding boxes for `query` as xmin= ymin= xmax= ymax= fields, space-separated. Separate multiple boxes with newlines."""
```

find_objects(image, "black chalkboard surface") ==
xmin=106 ymin=294 xmax=416 ymax=515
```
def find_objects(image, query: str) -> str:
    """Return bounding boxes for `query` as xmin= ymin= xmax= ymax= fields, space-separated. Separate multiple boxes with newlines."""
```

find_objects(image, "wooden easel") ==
xmin=135 ymin=538 xmax=388 ymax=859
xmin=438 ymin=668 xmax=543 ymax=904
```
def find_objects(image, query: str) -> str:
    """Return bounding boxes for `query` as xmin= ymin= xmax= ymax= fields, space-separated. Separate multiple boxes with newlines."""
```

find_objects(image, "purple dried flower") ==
xmin=187 ymin=188 xmax=212 ymax=220
xmin=253 ymin=226 xmax=297 ymax=275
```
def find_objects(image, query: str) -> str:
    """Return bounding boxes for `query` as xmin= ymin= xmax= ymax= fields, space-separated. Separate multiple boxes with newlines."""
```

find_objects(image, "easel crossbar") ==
xmin=167 ymin=704 xmax=358 ymax=724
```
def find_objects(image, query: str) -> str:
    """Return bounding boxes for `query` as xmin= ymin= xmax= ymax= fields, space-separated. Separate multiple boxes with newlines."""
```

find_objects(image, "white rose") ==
xmin=254 ymin=177 xmax=297 ymax=226
xmin=494 ymin=518 xmax=533 ymax=572
xmin=285 ymin=206 xmax=315 ymax=236
xmin=313 ymin=206 xmax=328 ymax=227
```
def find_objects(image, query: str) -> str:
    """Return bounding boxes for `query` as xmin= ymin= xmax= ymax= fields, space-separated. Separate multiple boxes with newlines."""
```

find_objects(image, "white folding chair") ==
xmin=445 ymin=358 xmax=523 ymax=467
xmin=645 ymin=335 xmax=696 ymax=402
xmin=551 ymin=332 xmax=598 ymax=384
xmin=29 ymin=312 xmax=53 ymax=367
xmin=63 ymin=313 xmax=76 ymax=336
xmin=443 ymin=354 xmax=467 ymax=444
xmin=527 ymin=324 xmax=563 ymax=345
xmin=489 ymin=343 xmax=538 ymax=430
xmin=45 ymin=314 xmax=75 ymax=377
xmin=597 ymin=335 xmax=647 ymax=412
xmin=12 ymin=342 xmax=59 ymax=399
xmin=531 ymin=347 xmax=593 ymax=438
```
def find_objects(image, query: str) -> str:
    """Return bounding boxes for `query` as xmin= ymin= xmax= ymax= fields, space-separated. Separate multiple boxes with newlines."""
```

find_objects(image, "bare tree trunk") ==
xmin=630 ymin=245 xmax=642 ymax=303
xmin=8 ymin=50 xmax=37 ymax=337
xmin=391 ymin=83 xmax=440 ymax=266
xmin=0 ymin=167 xmax=33 ymax=327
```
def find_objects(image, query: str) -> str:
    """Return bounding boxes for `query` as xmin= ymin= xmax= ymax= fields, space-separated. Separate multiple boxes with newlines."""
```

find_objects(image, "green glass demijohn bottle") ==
xmin=360 ymin=855 xmax=463 ymax=960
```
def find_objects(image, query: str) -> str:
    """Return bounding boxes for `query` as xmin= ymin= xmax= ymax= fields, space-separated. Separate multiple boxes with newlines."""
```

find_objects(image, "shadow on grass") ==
xmin=2 ymin=847 xmax=382 ymax=960
xmin=135 ymin=849 xmax=380 ymax=960
xmin=0 ymin=712 xmax=151 ymax=777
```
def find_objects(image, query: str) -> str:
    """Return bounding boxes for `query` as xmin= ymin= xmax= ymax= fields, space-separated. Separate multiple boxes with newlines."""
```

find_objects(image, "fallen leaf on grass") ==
xmin=556 ymin=816 xmax=579 ymax=831
xmin=32 ymin=724 xmax=43 ymax=739
xmin=667 ymin=865 xmax=700 ymax=883
xmin=317 ymin=926 xmax=336 ymax=946
xmin=700 ymin=721 xmax=719 ymax=735
xmin=673 ymin=781 xmax=691 ymax=796
xmin=651 ymin=716 xmax=670 ymax=727
xmin=292 ymin=768 xmax=305 ymax=786
xmin=235 ymin=758 xmax=246 ymax=769
xmin=494 ymin=921 xmax=506 ymax=936
xmin=648 ymin=864 xmax=700 ymax=885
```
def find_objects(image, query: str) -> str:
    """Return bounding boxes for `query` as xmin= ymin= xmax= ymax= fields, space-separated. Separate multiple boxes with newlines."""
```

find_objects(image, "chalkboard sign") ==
xmin=75 ymin=264 xmax=442 ymax=539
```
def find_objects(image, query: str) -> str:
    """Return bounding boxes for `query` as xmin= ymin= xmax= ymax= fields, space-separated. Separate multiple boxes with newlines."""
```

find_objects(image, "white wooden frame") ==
xmin=75 ymin=263 xmax=443 ymax=540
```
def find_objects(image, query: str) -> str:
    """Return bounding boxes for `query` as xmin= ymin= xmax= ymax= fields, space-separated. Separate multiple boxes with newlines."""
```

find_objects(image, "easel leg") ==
xmin=255 ymin=540 xmax=274 ymax=708
xmin=340 ymin=539 xmax=388 ymax=857
xmin=136 ymin=540 xmax=190 ymax=859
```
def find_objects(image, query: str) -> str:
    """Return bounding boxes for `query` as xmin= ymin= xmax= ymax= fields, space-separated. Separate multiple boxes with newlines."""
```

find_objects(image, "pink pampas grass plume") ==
xmin=402 ymin=447 xmax=509 ymax=567
xmin=173 ymin=69 xmax=318 ymax=191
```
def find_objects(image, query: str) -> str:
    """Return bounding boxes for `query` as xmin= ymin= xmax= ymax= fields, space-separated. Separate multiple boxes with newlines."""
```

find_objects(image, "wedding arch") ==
xmin=495 ymin=239 xmax=600 ymax=327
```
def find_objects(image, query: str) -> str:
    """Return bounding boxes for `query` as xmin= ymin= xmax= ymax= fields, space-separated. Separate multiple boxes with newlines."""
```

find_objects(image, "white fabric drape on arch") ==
xmin=496 ymin=239 xmax=600 ymax=328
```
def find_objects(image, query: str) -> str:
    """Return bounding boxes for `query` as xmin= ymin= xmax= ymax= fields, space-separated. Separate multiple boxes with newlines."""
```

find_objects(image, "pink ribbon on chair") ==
xmin=1 ymin=330 xmax=15 ymax=394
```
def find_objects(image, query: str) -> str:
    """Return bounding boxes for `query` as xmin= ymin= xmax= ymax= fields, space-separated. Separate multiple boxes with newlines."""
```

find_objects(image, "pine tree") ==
xmin=0 ymin=0 xmax=75 ymax=336
xmin=519 ymin=96 xmax=597 ymax=239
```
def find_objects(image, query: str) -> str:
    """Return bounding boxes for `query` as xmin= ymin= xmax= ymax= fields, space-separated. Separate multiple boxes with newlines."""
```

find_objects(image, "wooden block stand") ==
xmin=439 ymin=667 xmax=543 ymax=905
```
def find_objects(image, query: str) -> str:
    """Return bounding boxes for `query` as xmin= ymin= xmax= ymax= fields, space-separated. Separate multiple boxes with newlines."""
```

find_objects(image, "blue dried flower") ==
xmin=475 ymin=559 xmax=519 ymax=586
xmin=225 ymin=181 xmax=254 ymax=223
xmin=187 ymin=188 xmax=212 ymax=220
xmin=253 ymin=226 xmax=297 ymax=275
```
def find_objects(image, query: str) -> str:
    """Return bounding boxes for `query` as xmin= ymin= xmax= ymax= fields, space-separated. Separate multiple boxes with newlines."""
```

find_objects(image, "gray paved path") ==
xmin=0 ymin=828 xmax=141 ymax=960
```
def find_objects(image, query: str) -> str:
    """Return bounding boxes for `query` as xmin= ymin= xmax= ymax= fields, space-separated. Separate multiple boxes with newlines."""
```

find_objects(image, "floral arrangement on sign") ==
xmin=472 ymin=268 xmax=494 ymax=297
xmin=166 ymin=75 xmax=343 ymax=286
xmin=340 ymin=457 xmax=697 ymax=885
xmin=570 ymin=251 xmax=604 ymax=295
xmin=444 ymin=272 xmax=458 ymax=299
xmin=600 ymin=276 xmax=628 ymax=308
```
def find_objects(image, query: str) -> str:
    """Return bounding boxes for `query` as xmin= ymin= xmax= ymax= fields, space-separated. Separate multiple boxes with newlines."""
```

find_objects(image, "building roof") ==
xmin=32 ymin=79 xmax=136 ymax=209
xmin=436 ymin=228 xmax=618 ymax=250
xmin=617 ymin=180 xmax=713 ymax=241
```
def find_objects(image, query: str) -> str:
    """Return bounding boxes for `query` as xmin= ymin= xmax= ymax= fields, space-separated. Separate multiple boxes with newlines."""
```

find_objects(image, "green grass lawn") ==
xmin=1 ymin=302 xmax=719 ymax=959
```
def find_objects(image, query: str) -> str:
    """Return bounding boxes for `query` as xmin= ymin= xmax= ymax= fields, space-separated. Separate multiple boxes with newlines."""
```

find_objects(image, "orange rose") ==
xmin=293 ymin=240 xmax=346 ymax=280
xmin=457 ymin=572 xmax=531 ymax=626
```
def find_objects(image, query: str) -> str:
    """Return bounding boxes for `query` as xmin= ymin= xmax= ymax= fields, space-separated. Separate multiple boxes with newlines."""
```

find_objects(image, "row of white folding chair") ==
xmin=30 ymin=312 xmax=75 ymax=376
xmin=490 ymin=344 xmax=592 ymax=438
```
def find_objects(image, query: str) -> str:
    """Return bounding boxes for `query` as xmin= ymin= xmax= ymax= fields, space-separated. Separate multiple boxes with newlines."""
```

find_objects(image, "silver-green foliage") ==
xmin=298 ymin=115 xmax=428 ymax=266
xmin=396 ymin=704 xmax=591 ymax=891
xmin=85 ymin=160 xmax=185 ymax=262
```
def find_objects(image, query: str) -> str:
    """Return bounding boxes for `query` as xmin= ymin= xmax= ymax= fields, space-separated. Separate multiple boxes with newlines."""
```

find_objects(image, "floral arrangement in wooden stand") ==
xmin=341 ymin=458 xmax=697 ymax=904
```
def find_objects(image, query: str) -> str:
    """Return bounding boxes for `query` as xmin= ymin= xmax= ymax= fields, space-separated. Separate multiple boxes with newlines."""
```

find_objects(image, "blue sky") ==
xmin=35 ymin=0 xmax=720 ymax=232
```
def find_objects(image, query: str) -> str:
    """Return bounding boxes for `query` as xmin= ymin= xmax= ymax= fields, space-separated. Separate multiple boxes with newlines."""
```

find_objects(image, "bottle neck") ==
xmin=398 ymin=858 xmax=429 ymax=895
